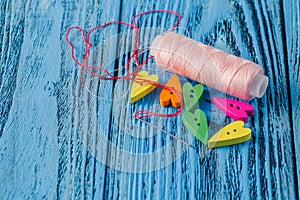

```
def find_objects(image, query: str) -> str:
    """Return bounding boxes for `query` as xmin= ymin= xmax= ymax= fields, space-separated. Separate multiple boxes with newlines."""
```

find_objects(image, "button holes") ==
xmin=190 ymin=90 xmax=194 ymax=93
xmin=190 ymin=94 xmax=193 ymax=98
xmin=227 ymin=132 xmax=230 ymax=135
xmin=196 ymin=123 xmax=201 ymax=126
xmin=139 ymin=83 xmax=143 ymax=86
xmin=194 ymin=118 xmax=198 ymax=121
xmin=236 ymin=106 xmax=240 ymax=110
xmin=233 ymin=129 xmax=237 ymax=132
xmin=170 ymin=92 xmax=173 ymax=94
xmin=230 ymin=104 xmax=234 ymax=107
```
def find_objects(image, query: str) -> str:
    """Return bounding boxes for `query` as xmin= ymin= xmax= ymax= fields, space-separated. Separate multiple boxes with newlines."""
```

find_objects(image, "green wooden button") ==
xmin=183 ymin=109 xmax=208 ymax=144
xmin=183 ymin=82 xmax=204 ymax=112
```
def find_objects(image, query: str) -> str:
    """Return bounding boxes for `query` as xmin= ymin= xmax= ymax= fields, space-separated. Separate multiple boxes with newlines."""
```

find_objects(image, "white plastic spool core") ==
xmin=249 ymin=73 xmax=269 ymax=98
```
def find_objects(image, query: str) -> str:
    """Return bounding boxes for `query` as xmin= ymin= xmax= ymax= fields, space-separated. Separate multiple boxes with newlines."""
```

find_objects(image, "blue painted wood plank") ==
xmin=103 ymin=0 xmax=298 ymax=199
xmin=0 ymin=0 xmax=122 ymax=199
xmin=283 ymin=0 xmax=300 ymax=197
xmin=0 ymin=1 xmax=59 ymax=198
xmin=54 ymin=0 xmax=123 ymax=199
xmin=243 ymin=1 xmax=298 ymax=199
xmin=0 ymin=0 xmax=298 ymax=199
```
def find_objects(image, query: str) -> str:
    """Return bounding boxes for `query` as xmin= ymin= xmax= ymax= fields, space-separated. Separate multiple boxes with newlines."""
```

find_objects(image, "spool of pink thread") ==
xmin=150 ymin=32 xmax=269 ymax=100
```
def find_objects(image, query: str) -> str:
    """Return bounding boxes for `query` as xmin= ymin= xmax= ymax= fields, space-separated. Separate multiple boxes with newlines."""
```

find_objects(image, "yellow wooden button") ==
xmin=130 ymin=70 xmax=159 ymax=103
xmin=208 ymin=121 xmax=251 ymax=148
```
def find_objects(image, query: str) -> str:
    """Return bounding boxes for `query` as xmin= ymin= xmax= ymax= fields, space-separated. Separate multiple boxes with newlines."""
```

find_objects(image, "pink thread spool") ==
xmin=150 ymin=32 xmax=269 ymax=100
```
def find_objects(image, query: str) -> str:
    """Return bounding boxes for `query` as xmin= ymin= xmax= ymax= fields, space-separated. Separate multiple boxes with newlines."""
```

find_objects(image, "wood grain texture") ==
xmin=0 ymin=0 xmax=299 ymax=199
xmin=283 ymin=0 xmax=300 ymax=197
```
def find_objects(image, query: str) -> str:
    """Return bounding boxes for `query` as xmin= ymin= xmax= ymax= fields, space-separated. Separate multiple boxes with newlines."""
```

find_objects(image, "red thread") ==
xmin=65 ymin=10 xmax=184 ymax=119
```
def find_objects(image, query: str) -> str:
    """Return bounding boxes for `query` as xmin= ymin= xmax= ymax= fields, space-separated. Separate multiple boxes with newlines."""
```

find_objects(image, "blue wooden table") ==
xmin=0 ymin=0 xmax=299 ymax=199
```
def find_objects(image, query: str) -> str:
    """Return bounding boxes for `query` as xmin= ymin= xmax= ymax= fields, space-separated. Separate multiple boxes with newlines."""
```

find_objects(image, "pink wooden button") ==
xmin=212 ymin=97 xmax=254 ymax=122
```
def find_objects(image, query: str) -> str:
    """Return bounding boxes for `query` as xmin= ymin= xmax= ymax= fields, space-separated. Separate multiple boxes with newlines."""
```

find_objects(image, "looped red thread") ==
xmin=65 ymin=10 xmax=183 ymax=119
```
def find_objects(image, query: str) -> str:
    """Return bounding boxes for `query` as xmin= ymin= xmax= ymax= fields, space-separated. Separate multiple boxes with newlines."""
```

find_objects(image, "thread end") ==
xmin=249 ymin=73 xmax=269 ymax=98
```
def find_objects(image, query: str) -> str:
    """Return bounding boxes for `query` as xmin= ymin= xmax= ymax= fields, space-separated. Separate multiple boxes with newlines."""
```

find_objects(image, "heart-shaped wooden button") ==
xmin=183 ymin=82 xmax=204 ymax=112
xmin=130 ymin=71 xmax=159 ymax=103
xmin=160 ymin=74 xmax=182 ymax=108
xmin=208 ymin=121 xmax=251 ymax=148
xmin=183 ymin=109 xmax=208 ymax=144
xmin=212 ymin=97 xmax=254 ymax=122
